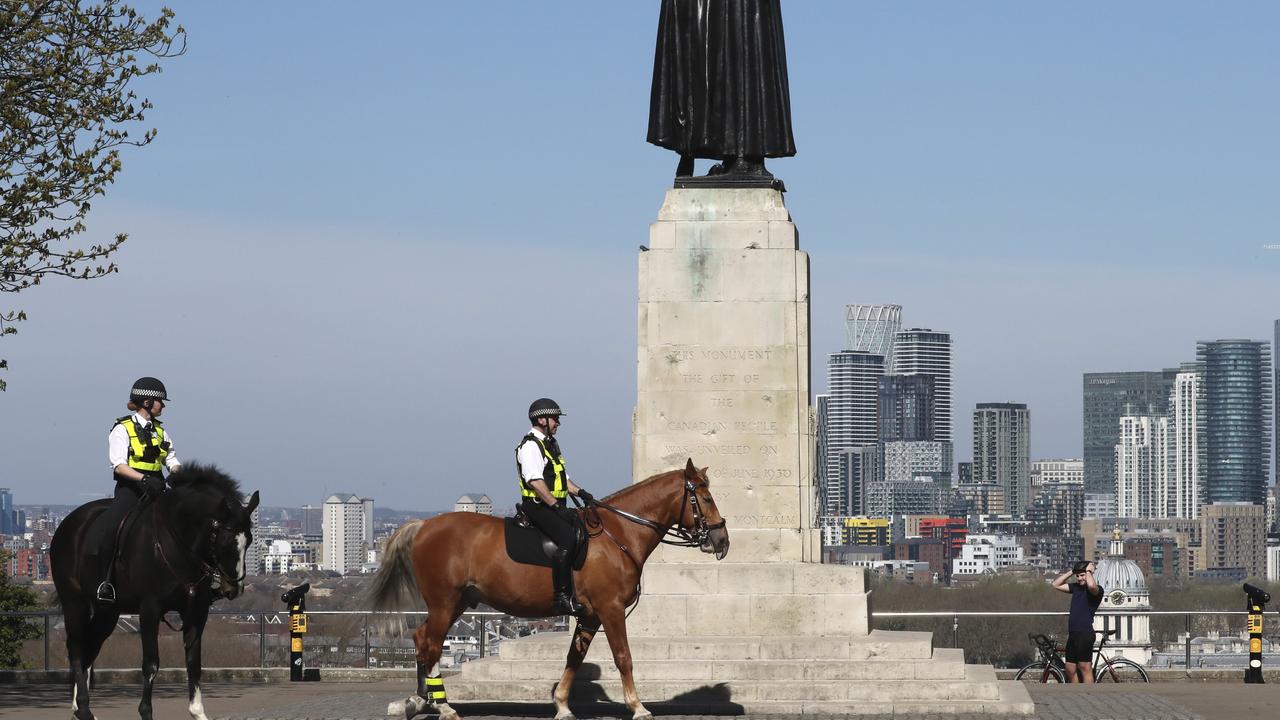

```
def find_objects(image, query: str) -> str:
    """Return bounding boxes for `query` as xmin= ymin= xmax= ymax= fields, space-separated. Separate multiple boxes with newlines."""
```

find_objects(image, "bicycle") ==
xmin=1014 ymin=629 xmax=1150 ymax=683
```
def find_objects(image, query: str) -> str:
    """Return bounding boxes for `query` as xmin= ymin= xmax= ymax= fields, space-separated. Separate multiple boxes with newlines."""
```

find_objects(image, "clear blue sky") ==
xmin=3 ymin=2 xmax=1277 ymax=509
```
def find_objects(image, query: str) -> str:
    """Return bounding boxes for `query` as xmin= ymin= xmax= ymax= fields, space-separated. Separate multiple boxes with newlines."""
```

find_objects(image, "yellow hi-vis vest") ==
xmin=115 ymin=416 xmax=170 ymax=474
xmin=516 ymin=433 xmax=567 ymax=500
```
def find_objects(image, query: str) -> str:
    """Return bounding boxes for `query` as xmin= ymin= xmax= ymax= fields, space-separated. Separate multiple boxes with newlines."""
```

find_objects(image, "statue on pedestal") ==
xmin=647 ymin=0 xmax=797 ymax=187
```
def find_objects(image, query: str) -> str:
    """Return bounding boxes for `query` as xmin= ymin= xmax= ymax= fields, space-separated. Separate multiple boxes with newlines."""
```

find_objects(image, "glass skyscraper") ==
xmin=821 ymin=351 xmax=886 ymax=516
xmin=1196 ymin=340 xmax=1273 ymax=505
xmin=891 ymin=329 xmax=953 ymax=443
xmin=1082 ymin=370 xmax=1178 ymax=495
xmin=878 ymin=374 xmax=935 ymax=442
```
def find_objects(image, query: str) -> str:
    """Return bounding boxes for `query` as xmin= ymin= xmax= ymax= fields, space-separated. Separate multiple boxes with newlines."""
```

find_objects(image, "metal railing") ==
xmin=870 ymin=610 xmax=1278 ymax=669
xmin=1 ymin=609 xmax=543 ymax=672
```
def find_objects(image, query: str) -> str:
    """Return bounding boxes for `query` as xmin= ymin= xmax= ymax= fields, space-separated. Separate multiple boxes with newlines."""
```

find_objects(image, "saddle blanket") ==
xmin=502 ymin=517 xmax=588 ymax=570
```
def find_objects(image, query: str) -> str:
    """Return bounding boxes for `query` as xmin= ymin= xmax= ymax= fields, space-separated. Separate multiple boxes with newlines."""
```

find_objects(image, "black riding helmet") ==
xmin=130 ymin=377 xmax=169 ymax=404
xmin=528 ymin=398 xmax=565 ymax=423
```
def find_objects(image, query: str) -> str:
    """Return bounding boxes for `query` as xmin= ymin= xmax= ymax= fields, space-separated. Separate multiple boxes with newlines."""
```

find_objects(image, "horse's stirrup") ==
xmin=95 ymin=581 xmax=117 ymax=604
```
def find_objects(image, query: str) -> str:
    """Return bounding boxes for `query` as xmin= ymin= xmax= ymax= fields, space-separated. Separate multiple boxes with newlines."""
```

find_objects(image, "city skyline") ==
xmin=1 ymin=3 xmax=1277 ymax=509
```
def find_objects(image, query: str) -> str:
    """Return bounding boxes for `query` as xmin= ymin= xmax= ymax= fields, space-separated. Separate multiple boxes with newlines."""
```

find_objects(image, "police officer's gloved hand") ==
xmin=577 ymin=489 xmax=595 ymax=504
xmin=141 ymin=476 xmax=167 ymax=497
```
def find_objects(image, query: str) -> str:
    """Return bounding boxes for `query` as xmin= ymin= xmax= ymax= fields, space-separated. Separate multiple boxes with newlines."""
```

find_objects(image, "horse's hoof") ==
xmin=555 ymin=711 xmax=576 ymax=720
xmin=437 ymin=704 xmax=460 ymax=720
xmin=633 ymin=712 xmax=653 ymax=720
xmin=390 ymin=695 xmax=424 ymax=719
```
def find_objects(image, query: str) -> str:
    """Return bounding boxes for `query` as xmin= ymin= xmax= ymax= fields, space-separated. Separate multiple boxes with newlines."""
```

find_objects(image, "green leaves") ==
xmin=0 ymin=550 xmax=42 ymax=667
xmin=1 ymin=1 xmax=184 ymax=389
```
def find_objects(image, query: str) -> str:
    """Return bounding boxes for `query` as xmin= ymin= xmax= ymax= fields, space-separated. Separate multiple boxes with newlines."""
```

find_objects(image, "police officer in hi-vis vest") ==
xmin=517 ymin=398 xmax=594 ymax=616
xmin=93 ymin=377 xmax=182 ymax=602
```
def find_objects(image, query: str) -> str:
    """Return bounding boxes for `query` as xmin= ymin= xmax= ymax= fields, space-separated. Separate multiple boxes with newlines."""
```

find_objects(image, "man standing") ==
xmin=1052 ymin=560 xmax=1104 ymax=683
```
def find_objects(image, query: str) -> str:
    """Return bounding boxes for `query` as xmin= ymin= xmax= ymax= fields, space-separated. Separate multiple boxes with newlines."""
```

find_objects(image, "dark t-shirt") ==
xmin=1068 ymin=581 xmax=1104 ymax=632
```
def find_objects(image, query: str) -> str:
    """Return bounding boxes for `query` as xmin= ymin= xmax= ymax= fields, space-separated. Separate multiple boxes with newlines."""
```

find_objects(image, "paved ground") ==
xmin=6 ymin=680 xmax=1280 ymax=720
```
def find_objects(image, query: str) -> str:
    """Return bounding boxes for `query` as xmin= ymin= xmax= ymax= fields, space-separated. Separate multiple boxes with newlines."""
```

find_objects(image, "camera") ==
xmin=1243 ymin=583 xmax=1271 ymax=605
xmin=281 ymin=582 xmax=311 ymax=606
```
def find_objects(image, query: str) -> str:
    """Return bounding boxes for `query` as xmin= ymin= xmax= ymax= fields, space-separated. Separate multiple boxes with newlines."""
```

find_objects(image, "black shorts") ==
xmin=1065 ymin=630 xmax=1096 ymax=663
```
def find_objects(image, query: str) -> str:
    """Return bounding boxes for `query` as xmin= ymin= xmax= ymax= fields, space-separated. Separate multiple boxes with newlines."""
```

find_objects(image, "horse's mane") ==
xmin=167 ymin=462 xmax=242 ymax=501
xmin=600 ymin=466 xmax=689 ymax=504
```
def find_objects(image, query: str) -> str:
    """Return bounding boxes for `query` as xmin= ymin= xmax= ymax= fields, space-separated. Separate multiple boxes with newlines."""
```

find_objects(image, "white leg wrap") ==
xmin=188 ymin=685 xmax=209 ymax=720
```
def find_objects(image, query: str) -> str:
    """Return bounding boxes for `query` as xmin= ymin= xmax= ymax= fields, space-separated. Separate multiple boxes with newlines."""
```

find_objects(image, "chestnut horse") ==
xmin=368 ymin=459 xmax=730 ymax=720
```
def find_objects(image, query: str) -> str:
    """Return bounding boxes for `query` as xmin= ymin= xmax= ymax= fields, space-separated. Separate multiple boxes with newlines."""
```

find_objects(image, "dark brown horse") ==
xmin=49 ymin=465 xmax=259 ymax=720
xmin=368 ymin=459 xmax=729 ymax=720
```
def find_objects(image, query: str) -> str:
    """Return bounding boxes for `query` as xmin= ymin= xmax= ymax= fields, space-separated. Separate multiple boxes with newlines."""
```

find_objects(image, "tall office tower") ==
xmin=845 ymin=304 xmax=901 ymax=355
xmin=362 ymin=497 xmax=375 ymax=554
xmin=878 ymin=375 xmax=935 ymax=442
xmin=1083 ymin=370 xmax=1179 ymax=495
xmin=323 ymin=493 xmax=370 ymax=575
xmin=957 ymin=462 xmax=973 ymax=485
xmin=1166 ymin=366 xmax=1200 ymax=518
xmin=1030 ymin=459 xmax=1084 ymax=488
xmin=1116 ymin=411 xmax=1169 ymax=518
xmin=0 ymin=488 xmax=13 ymax=535
xmin=1275 ymin=321 xmax=1279 ymax=486
xmin=1197 ymin=340 xmax=1273 ymax=505
xmin=891 ymin=329 xmax=954 ymax=443
xmin=973 ymin=403 xmax=1031 ymax=517
xmin=823 ymin=351 xmax=886 ymax=514
xmin=832 ymin=446 xmax=878 ymax=517
xmin=816 ymin=394 xmax=830 ymax=512
xmin=301 ymin=504 xmax=323 ymax=541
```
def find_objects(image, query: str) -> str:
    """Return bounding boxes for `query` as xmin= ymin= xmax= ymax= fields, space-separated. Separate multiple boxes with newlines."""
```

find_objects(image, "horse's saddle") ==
xmin=502 ymin=512 xmax=588 ymax=570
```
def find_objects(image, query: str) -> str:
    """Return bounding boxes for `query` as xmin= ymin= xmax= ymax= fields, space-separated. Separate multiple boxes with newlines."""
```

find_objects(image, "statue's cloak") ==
xmin=647 ymin=0 xmax=797 ymax=160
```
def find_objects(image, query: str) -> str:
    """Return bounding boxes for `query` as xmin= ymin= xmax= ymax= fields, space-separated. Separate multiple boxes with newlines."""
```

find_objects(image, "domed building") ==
xmin=1092 ymin=529 xmax=1152 ymax=664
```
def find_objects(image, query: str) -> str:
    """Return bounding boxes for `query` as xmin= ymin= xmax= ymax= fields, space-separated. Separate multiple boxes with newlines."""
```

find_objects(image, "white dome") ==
xmin=1095 ymin=556 xmax=1146 ymax=594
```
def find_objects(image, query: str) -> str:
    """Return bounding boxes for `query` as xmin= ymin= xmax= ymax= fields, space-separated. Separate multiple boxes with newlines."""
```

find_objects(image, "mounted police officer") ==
xmin=93 ymin=377 xmax=182 ymax=602
xmin=517 ymin=398 xmax=594 ymax=616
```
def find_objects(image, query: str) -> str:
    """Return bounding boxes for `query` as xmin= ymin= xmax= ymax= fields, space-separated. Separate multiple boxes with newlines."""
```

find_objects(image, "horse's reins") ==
xmin=578 ymin=478 xmax=726 ymax=617
xmin=584 ymin=478 xmax=725 ymax=548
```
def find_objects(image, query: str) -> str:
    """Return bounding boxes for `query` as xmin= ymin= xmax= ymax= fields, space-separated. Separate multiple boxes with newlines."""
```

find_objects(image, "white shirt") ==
xmin=517 ymin=427 xmax=565 ymax=483
xmin=108 ymin=413 xmax=180 ymax=472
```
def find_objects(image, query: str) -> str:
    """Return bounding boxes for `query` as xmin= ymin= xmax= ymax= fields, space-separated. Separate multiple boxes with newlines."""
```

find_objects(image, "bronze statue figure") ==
xmin=647 ymin=0 xmax=796 ymax=187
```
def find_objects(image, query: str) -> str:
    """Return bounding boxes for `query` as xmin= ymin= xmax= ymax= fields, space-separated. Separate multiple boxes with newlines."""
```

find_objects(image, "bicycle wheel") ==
xmin=1015 ymin=661 xmax=1065 ymax=683
xmin=1094 ymin=657 xmax=1150 ymax=682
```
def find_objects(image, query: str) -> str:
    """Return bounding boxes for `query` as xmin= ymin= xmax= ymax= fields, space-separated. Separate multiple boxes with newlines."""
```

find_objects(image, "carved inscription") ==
xmin=731 ymin=513 xmax=799 ymax=528
xmin=665 ymin=419 xmax=778 ymax=434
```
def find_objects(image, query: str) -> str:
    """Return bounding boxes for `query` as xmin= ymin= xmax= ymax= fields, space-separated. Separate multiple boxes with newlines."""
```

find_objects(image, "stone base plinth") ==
xmin=444 ymin=630 xmax=1035 ymax=715
xmin=621 ymin=561 xmax=868 ymax=637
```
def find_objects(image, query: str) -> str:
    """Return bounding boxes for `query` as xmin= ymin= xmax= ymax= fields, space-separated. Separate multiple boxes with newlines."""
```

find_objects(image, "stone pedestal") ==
xmin=634 ymin=188 xmax=819 ymax=565
xmin=441 ymin=188 xmax=1033 ymax=715
xmin=626 ymin=187 xmax=854 ymax=637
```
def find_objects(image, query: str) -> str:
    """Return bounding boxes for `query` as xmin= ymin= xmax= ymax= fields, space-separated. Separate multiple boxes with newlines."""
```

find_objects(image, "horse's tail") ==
xmin=364 ymin=519 xmax=424 ymax=633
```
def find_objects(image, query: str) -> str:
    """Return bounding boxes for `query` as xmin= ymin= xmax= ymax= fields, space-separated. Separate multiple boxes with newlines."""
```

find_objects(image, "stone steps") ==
xmin=497 ymin=629 xmax=934 ymax=662
xmin=443 ymin=630 xmax=1036 ymax=714
xmin=464 ymin=650 xmax=969 ymax=682
xmin=447 ymin=664 xmax=1001 ymax=703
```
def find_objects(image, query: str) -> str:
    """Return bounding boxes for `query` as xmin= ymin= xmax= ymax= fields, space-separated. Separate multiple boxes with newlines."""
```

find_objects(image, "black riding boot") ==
xmin=94 ymin=479 xmax=145 ymax=603
xmin=551 ymin=550 xmax=585 ymax=616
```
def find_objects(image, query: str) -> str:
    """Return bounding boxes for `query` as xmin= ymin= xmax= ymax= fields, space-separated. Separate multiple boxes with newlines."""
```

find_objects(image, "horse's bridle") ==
xmin=588 ymin=478 xmax=726 ymax=549
xmin=153 ymin=510 xmax=244 ymax=598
